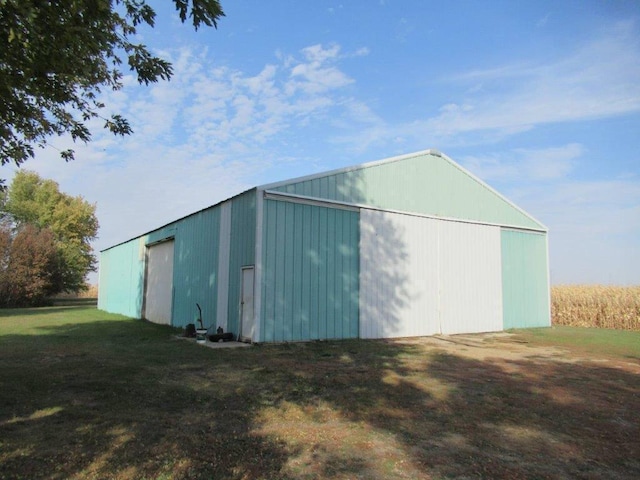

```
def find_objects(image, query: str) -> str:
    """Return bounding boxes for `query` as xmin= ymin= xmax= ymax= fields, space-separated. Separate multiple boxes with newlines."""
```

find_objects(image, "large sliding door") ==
xmin=359 ymin=209 xmax=439 ymax=338
xmin=359 ymin=210 xmax=503 ymax=338
xmin=144 ymin=240 xmax=175 ymax=325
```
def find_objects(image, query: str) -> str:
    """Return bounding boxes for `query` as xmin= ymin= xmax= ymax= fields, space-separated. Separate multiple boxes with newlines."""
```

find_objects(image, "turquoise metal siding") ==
xmin=273 ymin=152 xmax=543 ymax=230
xmin=170 ymin=209 xmax=221 ymax=328
xmin=260 ymin=199 xmax=359 ymax=342
xmin=501 ymin=229 xmax=550 ymax=329
xmin=98 ymin=237 xmax=145 ymax=318
xmin=226 ymin=190 xmax=257 ymax=336
xmin=100 ymin=208 xmax=222 ymax=328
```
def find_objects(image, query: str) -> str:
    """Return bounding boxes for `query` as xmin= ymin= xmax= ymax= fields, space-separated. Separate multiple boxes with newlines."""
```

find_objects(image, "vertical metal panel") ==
xmin=359 ymin=209 xmax=439 ymax=338
xmin=501 ymin=230 xmax=551 ymax=328
xmin=359 ymin=210 xmax=503 ymax=338
xmin=438 ymin=221 xmax=503 ymax=334
xmin=227 ymin=190 xmax=257 ymax=336
xmin=216 ymin=201 xmax=232 ymax=331
xmin=169 ymin=208 xmax=220 ymax=328
xmin=240 ymin=266 xmax=255 ymax=340
xmin=271 ymin=152 xmax=543 ymax=230
xmin=260 ymin=199 xmax=359 ymax=342
xmin=98 ymin=237 xmax=146 ymax=318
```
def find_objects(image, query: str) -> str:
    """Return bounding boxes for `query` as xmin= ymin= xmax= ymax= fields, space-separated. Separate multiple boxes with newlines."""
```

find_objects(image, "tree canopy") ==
xmin=0 ymin=223 xmax=59 ymax=306
xmin=0 ymin=170 xmax=99 ymax=305
xmin=0 ymin=0 xmax=224 ymax=178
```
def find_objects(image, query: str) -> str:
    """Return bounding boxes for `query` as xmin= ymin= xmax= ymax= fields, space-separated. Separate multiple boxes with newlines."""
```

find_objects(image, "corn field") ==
xmin=551 ymin=285 xmax=640 ymax=331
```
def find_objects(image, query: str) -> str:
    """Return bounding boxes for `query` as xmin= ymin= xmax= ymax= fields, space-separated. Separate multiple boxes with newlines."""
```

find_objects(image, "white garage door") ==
xmin=145 ymin=240 xmax=174 ymax=325
xmin=359 ymin=210 xmax=503 ymax=338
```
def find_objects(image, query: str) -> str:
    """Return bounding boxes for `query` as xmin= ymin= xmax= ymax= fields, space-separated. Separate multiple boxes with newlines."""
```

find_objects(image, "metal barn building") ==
xmin=98 ymin=150 xmax=550 ymax=342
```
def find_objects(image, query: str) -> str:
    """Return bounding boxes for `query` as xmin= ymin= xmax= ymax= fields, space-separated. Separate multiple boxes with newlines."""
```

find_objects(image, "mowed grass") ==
xmin=1 ymin=308 xmax=639 ymax=479
xmin=514 ymin=325 xmax=640 ymax=360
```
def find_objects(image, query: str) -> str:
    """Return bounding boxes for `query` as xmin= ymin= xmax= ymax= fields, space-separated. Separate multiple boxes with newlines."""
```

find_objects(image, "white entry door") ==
xmin=145 ymin=240 xmax=174 ymax=325
xmin=240 ymin=267 xmax=255 ymax=341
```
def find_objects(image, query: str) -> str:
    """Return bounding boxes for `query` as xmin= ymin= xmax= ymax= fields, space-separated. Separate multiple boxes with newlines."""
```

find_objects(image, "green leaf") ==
xmin=0 ymin=0 xmax=224 ymax=177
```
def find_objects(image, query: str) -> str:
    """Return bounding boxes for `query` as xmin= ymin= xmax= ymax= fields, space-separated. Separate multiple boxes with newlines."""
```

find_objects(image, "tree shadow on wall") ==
xmin=262 ymin=166 xmax=414 ymax=341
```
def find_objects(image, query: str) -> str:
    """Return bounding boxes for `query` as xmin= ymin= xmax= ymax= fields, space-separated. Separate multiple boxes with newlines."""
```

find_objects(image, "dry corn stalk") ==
xmin=551 ymin=285 xmax=640 ymax=331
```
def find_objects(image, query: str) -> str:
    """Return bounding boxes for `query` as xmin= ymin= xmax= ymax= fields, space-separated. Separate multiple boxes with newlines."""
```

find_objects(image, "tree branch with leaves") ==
xmin=0 ymin=0 xmax=224 ymax=175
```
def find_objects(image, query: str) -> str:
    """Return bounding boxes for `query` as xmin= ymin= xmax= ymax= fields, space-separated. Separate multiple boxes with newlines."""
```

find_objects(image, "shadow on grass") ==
xmin=50 ymin=298 xmax=98 ymax=307
xmin=251 ymin=342 xmax=640 ymax=479
xmin=0 ymin=305 xmax=98 ymax=318
xmin=0 ymin=318 xmax=295 ymax=480
xmin=1 ymin=317 xmax=639 ymax=479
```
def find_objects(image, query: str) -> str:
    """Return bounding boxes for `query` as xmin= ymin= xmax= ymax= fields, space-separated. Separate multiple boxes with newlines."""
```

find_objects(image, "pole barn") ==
xmin=98 ymin=150 xmax=550 ymax=342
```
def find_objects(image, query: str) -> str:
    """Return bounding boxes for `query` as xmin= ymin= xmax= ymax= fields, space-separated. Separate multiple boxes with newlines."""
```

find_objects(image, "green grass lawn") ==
xmin=513 ymin=325 xmax=640 ymax=360
xmin=1 ymin=308 xmax=639 ymax=480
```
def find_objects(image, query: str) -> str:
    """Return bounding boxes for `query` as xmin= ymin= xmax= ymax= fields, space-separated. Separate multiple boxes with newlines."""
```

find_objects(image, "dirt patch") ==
xmin=405 ymin=332 xmax=640 ymax=372
xmin=249 ymin=333 xmax=640 ymax=479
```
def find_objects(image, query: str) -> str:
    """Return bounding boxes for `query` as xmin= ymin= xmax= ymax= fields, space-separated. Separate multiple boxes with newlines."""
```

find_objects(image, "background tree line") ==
xmin=0 ymin=171 xmax=98 ymax=306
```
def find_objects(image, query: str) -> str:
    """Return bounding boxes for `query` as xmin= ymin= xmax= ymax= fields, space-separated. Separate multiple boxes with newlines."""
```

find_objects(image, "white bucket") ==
xmin=196 ymin=329 xmax=207 ymax=343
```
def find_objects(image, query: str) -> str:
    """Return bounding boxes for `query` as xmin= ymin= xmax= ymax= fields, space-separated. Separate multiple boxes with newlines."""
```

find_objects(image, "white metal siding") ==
xmin=359 ymin=210 xmax=503 ymax=338
xmin=360 ymin=210 xmax=439 ymax=338
xmin=240 ymin=266 xmax=255 ymax=341
xmin=216 ymin=201 xmax=232 ymax=331
xmin=438 ymin=221 xmax=503 ymax=334
xmin=145 ymin=240 xmax=174 ymax=325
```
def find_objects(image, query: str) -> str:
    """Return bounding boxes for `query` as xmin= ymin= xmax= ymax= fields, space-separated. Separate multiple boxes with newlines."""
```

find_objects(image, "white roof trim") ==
xmin=258 ymin=149 xmax=443 ymax=191
xmin=259 ymin=148 xmax=546 ymax=231
xmin=264 ymin=189 xmax=547 ymax=233
xmin=436 ymin=150 xmax=547 ymax=230
xmin=264 ymin=190 xmax=360 ymax=212
xmin=103 ymin=148 xmax=547 ymax=251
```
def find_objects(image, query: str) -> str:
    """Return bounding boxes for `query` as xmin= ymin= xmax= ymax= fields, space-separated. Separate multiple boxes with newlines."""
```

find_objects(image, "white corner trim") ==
xmin=253 ymin=188 xmax=264 ymax=342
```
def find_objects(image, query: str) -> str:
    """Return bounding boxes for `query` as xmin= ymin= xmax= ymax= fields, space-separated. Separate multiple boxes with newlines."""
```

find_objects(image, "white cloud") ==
xmin=536 ymin=13 xmax=551 ymax=28
xmin=433 ymin=21 xmax=640 ymax=135
xmin=336 ymin=21 xmax=640 ymax=151
xmin=288 ymin=44 xmax=354 ymax=95
xmin=521 ymin=178 xmax=640 ymax=285
xmin=461 ymin=143 xmax=584 ymax=183
xmin=2 ymin=42 xmax=368 ymax=269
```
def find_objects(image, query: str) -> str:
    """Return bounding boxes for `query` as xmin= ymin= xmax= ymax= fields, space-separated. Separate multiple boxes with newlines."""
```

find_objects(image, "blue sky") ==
xmin=5 ymin=1 xmax=640 ymax=285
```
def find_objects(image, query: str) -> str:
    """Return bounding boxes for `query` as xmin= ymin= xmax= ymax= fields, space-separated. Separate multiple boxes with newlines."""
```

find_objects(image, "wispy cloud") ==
xmin=461 ymin=143 xmax=584 ymax=183
xmin=8 ymin=43 xmax=367 ymax=251
xmin=451 ymin=23 xmax=638 ymax=125
xmin=337 ymin=20 xmax=640 ymax=150
xmin=519 ymin=177 xmax=640 ymax=284
xmin=460 ymin=144 xmax=640 ymax=285
xmin=536 ymin=13 xmax=551 ymax=28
